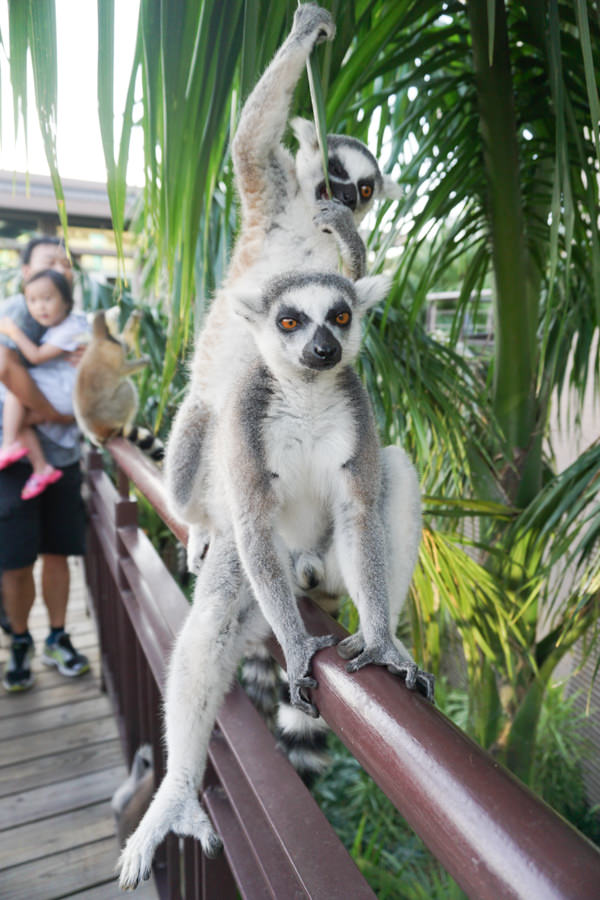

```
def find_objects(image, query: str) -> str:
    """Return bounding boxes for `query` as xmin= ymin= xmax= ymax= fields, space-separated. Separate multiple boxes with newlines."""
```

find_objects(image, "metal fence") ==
xmin=83 ymin=439 xmax=600 ymax=900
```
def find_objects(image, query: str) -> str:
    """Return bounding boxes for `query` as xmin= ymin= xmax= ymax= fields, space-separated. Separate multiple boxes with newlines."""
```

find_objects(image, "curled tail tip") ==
xmin=122 ymin=425 xmax=165 ymax=461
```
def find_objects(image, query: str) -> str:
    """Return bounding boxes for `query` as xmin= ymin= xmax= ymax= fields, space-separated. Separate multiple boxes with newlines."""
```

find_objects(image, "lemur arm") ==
xmin=334 ymin=370 xmax=434 ymax=700
xmin=226 ymin=364 xmax=336 ymax=716
xmin=234 ymin=514 xmax=336 ymax=716
xmin=119 ymin=357 xmax=150 ymax=377
xmin=314 ymin=200 xmax=367 ymax=279
xmin=164 ymin=391 xmax=212 ymax=529
xmin=231 ymin=4 xmax=335 ymax=221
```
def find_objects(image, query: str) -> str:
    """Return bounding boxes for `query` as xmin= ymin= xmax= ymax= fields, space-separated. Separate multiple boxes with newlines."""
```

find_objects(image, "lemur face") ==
xmin=263 ymin=274 xmax=362 ymax=375
xmin=315 ymin=137 xmax=383 ymax=221
xmin=292 ymin=119 xmax=388 ymax=224
xmin=233 ymin=272 xmax=390 ymax=379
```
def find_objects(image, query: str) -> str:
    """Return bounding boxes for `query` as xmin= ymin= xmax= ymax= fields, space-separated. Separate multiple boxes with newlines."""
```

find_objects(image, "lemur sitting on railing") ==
xmin=119 ymin=5 xmax=430 ymax=890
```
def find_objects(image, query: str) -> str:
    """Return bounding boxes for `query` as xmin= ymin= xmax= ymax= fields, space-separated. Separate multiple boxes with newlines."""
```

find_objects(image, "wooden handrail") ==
xmin=88 ymin=439 xmax=600 ymax=900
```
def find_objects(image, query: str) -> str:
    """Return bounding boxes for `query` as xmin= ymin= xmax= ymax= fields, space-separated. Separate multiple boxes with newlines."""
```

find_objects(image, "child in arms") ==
xmin=0 ymin=269 xmax=88 ymax=499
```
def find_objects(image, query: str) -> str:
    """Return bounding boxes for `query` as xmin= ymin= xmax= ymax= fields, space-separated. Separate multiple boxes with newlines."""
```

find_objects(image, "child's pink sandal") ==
xmin=0 ymin=442 xmax=29 ymax=470
xmin=21 ymin=467 xmax=63 ymax=500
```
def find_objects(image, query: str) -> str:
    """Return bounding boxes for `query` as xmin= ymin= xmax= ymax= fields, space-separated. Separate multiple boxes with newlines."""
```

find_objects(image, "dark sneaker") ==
xmin=42 ymin=632 xmax=90 ymax=677
xmin=3 ymin=635 xmax=34 ymax=692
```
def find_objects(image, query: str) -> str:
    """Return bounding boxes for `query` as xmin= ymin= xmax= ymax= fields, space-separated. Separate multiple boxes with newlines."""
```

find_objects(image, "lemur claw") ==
xmin=287 ymin=633 xmax=338 ymax=716
xmin=342 ymin=640 xmax=435 ymax=703
xmin=389 ymin=662 xmax=435 ymax=702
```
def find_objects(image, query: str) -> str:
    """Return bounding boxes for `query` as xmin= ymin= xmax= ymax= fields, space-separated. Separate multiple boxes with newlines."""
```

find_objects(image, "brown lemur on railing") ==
xmin=73 ymin=310 xmax=163 ymax=461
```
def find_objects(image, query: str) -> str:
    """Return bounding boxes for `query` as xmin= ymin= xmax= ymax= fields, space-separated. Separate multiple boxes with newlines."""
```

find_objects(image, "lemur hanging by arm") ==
xmin=164 ymin=2 xmax=402 ymax=573
xmin=118 ymin=6 xmax=429 ymax=888
xmin=162 ymin=1 xmax=407 ymax=786
xmin=119 ymin=270 xmax=432 ymax=890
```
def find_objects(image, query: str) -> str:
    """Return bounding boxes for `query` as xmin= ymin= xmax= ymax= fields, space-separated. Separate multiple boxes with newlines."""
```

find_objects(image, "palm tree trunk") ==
xmin=466 ymin=0 xmax=541 ymax=506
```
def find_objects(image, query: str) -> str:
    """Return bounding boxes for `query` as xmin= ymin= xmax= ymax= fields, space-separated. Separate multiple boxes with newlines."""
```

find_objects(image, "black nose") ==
xmin=313 ymin=341 xmax=336 ymax=360
xmin=301 ymin=325 xmax=342 ymax=370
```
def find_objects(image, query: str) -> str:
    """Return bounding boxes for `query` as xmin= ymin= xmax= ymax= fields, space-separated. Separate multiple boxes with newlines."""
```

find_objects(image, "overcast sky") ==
xmin=0 ymin=0 xmax=144 ymax=186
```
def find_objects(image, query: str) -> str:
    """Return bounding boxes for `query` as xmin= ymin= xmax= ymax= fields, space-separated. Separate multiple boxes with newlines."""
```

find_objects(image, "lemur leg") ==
xmin=234 ymin=522 xmax=337 ymax=717
xmin=164 ymin=391 xmax=212 ymax=560
xmin=379 ymin=446 xmax=423 ymax=635
xmin=118 ymin=537 xmax=267 ymax=890
xmin=232 ymin=4 xmax=335 ymax=205
xmin=335 ymin=447 xmax=434 ymax=701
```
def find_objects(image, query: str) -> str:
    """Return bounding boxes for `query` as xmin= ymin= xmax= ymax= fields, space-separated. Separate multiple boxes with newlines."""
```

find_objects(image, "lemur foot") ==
xmin=118 ymin=778 xmax=221 ymax=890
xmin=292 ymin=4 xmax=336 ymax=48
xmin=287 ymin=633 xmax=338 ymax=717
xmin=338 ymin=634 xmax=435 ymax=702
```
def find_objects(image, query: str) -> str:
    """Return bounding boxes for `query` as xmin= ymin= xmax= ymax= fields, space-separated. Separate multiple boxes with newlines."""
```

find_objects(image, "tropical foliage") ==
xmin=2 ymin=0 xmax=600 ymax=880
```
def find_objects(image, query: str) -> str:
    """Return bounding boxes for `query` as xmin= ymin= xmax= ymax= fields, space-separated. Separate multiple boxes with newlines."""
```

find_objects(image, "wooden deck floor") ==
xmin=0 ymin=558 xmax=158 ymax=900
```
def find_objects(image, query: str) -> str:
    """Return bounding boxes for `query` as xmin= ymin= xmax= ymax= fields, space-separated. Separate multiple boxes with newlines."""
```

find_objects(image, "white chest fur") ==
xmin=263 ymin=378 xmax=356 ymax=549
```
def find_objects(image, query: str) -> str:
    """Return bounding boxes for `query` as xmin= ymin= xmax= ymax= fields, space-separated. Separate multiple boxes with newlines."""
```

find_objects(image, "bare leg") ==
xmin=19 ymin=426 xmax=54 ymax=474
xmin=0 ymin=347 xmax=73 ymax=425
xmin=41 ymin=555 xmax=69 ymax=628
xmin=2 ymin=566 xmax=36 ymax=633
xmin=2 ymin=390 xmax=26 ymax=449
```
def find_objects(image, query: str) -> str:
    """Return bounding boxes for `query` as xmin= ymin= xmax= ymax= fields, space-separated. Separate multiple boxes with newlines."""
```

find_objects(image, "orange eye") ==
xmin=280 ymin=317 xmax=298 ymax=331
xmin=360 ymin=184 xmax=373 ymax=199
xmin=335 ymin=311 xmax=351 ymax=326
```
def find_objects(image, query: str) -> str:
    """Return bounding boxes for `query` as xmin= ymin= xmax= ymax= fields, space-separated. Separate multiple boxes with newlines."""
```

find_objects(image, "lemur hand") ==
xmin=292 ymin=4 xmax=336 ymax=49
xmin=286 ymin=633 xmax=338 ymax=717
xmin=314 ymin=199 xmax=354 ymax=235
xmin=338 ymin=633 xmax=435 ymax=702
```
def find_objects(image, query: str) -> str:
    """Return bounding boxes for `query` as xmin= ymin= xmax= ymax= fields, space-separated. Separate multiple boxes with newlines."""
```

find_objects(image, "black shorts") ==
xmin=0 ymin=461 xmax=86 ymax=570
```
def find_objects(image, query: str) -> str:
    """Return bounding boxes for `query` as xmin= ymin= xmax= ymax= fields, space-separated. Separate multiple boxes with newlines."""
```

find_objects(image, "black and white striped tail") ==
xmin=240 ymin=644 xmax=279 ymax=728
xmin=121 ymin=425 xmax=164 ymax=461
xmin=276 ymin=672 xmax=330 ymax=786
xmin=240 ymin=645 xmax=330 ymax=786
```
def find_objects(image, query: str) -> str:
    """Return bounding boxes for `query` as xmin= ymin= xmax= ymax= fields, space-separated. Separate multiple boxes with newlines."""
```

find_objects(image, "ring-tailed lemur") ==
xmin=163 ymin=2 xmax=402 ymax=782
xmin=165 ymin=2 xmax=401 ymax=567
xmin=119 ymin=270 xmax=431 ymax=889
xmin=73 ymin=311 xmax=164 ymax=461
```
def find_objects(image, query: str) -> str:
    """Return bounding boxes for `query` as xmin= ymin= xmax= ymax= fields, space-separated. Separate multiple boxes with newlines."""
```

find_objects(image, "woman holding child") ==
xmin=0 ymin=236 xmax=90 ymax=692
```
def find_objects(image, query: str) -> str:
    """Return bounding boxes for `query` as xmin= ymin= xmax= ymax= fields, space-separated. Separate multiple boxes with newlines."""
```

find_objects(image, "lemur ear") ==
xmin=229 ymin=287 xmax=264 ymax=323
xmin=93 ymin=310 xmax=110 ymax=338
xmin=291 ymin=117 xmax=318 ymax=151
xmin=380 ymin=174 xmax=403 ymax=201
xmin=104 ymin=305 xmax=121 ymax=337
xmin=354 ymin=274 xmax=392 ymax=312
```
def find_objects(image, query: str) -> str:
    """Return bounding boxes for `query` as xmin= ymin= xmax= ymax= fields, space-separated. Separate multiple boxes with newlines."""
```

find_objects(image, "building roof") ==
xmin=0 ymin=170 xmax=139 ymax=233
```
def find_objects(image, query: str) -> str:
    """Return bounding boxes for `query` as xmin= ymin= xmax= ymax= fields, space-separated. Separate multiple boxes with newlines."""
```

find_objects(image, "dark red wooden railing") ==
xmin=84 ymin=439 xmax=600 ymax=900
